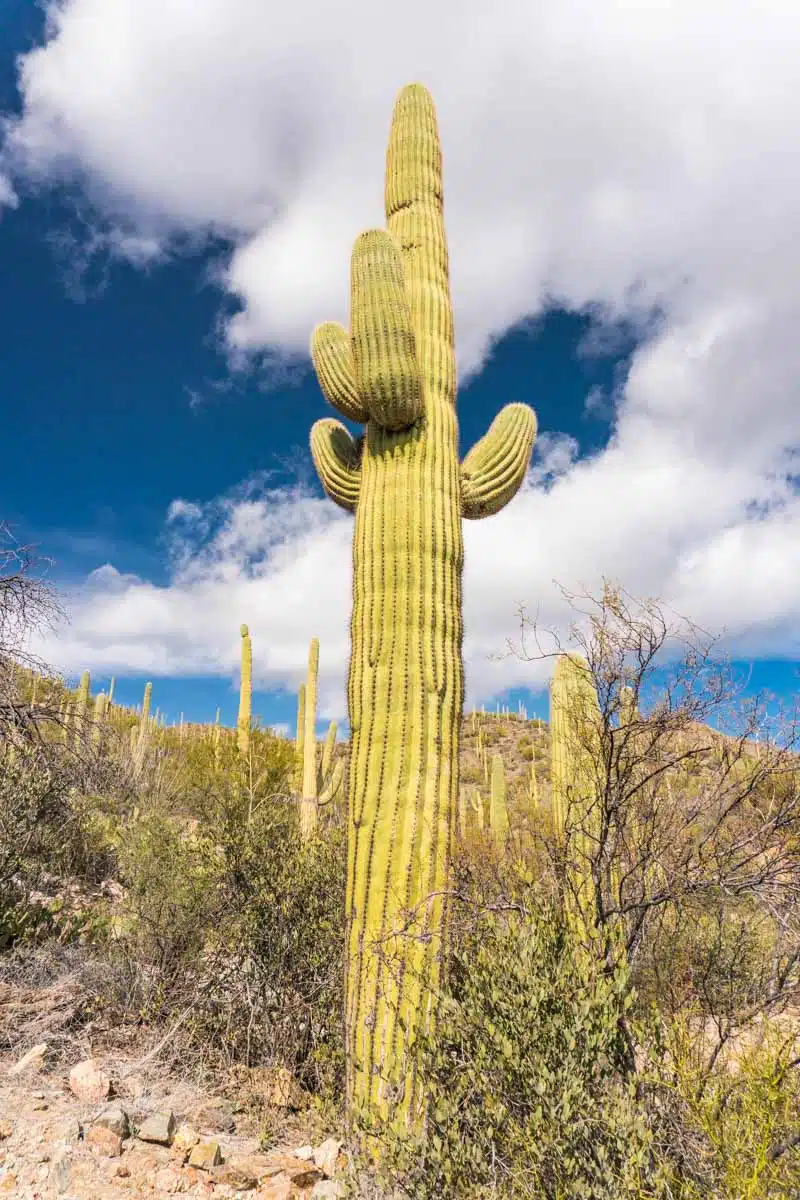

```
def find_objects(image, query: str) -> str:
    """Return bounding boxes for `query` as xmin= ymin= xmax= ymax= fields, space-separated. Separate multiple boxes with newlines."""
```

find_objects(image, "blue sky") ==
xmin=1 ymin=1 xmax=798 ymax=745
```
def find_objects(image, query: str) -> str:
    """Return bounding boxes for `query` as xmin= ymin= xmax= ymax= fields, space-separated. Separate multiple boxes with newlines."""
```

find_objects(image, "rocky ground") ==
xmin=0 ymin=1042 xmax=348 ymax=1199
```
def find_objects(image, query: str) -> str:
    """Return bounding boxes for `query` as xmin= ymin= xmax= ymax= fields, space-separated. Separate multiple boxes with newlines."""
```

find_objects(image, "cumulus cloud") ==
xmin=5 ymin=0 xmax=800 ymax=711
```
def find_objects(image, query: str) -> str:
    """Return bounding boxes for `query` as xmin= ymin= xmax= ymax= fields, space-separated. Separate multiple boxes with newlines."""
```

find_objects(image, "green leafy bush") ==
xmin=366 ymin=870 xmax=665 ymax=1199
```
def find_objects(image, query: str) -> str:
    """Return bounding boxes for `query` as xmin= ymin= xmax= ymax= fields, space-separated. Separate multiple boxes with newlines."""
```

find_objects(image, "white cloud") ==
xmin=5 ymin=0 xmax=800 ymax=712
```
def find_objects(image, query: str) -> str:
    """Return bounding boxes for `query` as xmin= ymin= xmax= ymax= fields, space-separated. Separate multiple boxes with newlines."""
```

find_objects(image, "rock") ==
xmin=257 ymin=1065 xmax=306 ymax=1109
xmin=120 ymin=1071 xmax=145 ymax=1099
xmin=170 ymin=1123 xmax=201 ymax=1161
xmin=85 ymin=1124 xmax=123 ymax=1157
xmin=54 ymin=1116 xmax=82 ymax=1144
xmin=8 ymin=1043 xmax=48 ymax=1076
xmin=68 ymin=1058 xmax=112 ymax=1103
xmin=259 ymin=1176 xmax=293 ymax=1200
xmin=154 ymin=1164 xmax=185 ymax=1193
xmin=311 ymin=1182 xmax=346 ymax=1200
xmin=188 ymin=1140 xmax=222 ymax=1170
xmin=313 ymin=1138 xmax=342 ymax=1178
xmin=50 ymin=1147 xmax=71 ymax=1194
xmin=0 ymin=1121 xmax=10 ymax=1141
xmin=192 ymin=1098 xmax=236 ymax=1133
xmin=212 ymin=1160 xmax=259 ymax=1190
xmin=294 ymin=1144 xmax=314 ymax=1160
xmin=137 ymin=1109 xmax=176 ymax=1145
xmin=94 ymin=1104 xmax=130 ymax=1139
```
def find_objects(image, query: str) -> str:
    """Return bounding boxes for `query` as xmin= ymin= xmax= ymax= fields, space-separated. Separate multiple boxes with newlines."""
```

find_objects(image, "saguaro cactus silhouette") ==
xmin=308 ymin=83 xmax=536 ymax=1126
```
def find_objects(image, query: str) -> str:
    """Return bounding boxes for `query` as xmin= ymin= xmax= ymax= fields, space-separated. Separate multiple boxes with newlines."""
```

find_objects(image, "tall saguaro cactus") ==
xmin=308 ymin=83 xmax=536 ymax=1128
xmin=237 ymin=624 xmax=253 ymax=757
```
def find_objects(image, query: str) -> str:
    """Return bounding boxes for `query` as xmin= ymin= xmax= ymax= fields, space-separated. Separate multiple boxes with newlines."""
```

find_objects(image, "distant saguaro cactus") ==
xmin=300 ymin=637 xmax=320 ymax=839
xmin=309 ymin=83 xmax=536 ymax=1127
xmin=237 ymin=624 xmax=253 ymax=757
xmin=489 ymin=753 xmax=509 ymax=852
xmin=550 ymin=653 xmax=626 ymax=956
xmin=294 ymin=682 xmax=306 ymax=793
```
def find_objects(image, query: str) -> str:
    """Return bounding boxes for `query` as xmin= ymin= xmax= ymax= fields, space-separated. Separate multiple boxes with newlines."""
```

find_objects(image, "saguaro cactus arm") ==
xmin=311 ymin=322 xmax=369 ymax=423
xmin=309 ymin=420 xmax=362 ymax=513
xmin=461 ymin=403 xmax=537 ymax=519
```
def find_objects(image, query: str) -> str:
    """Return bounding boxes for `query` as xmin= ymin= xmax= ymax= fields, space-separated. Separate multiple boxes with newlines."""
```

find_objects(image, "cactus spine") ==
xmin=237 ymin=624 xmax=253 ymax=757
xmin=300 ymin=638 xmax=320 ymax=839
xmin=308 ymin=84 xmax=536 ymax=1127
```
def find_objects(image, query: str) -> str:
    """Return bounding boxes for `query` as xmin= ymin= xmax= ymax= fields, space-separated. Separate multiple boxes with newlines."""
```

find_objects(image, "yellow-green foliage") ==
xmin=308 ymin=82 xmax=536 ymax=1127
xmin=237 ymin=624 xmax=253 ymax=757
xmin=637 ymin=1006 xmax=800 ymax=1199
xmin=114 ymin=734 xmax=345 ymax=1093
xmin=369 ymin=872 xmax=660 ymax=1199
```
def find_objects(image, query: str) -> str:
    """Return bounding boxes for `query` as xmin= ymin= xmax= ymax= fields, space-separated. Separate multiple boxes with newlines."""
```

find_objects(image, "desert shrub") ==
xmin=0 ymin=744 xmax=123 ymax=949
xmin=459 ymin=764 xmax=482 ymax=784
xmin=520 ymin=744 xmax=535 ymax=761
xmin=631 ymin=890 xmax=778 ymax=1024
xmin=112 ymin=752 xmax=345 ymax=1101
xmin=638 ymin=1008 xmax=800 ymax=1198
xmin=365 ymin=865 xmax=666 ymax=1199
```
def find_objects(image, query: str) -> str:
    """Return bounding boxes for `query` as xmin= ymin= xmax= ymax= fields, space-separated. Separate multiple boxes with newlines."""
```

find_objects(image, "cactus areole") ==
xmin=309 ymin=83 xmax=536 ymax=1129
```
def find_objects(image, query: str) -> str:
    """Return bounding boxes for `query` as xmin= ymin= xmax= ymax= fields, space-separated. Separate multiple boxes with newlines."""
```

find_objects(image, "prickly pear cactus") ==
xmin=309 ymin=83 xmax=536 ymax=1127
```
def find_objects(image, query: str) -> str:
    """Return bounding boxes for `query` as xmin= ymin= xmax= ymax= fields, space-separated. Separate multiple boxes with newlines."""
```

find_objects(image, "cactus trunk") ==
xmin=308 ymin=84 xmax=536 ymax=1131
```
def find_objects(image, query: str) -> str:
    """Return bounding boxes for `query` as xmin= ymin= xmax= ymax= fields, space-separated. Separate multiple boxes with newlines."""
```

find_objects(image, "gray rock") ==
xmin=50 ymin=1147 xmax=71 ymax=1194
xmin=8 ymin=1043 xmax=48 ymax=1076
xmin=94 ymin=1105 xmax=130 ymax=1139
xmin=136 ymin=1109 xmax=176 ymax=1145
xmin=313 ymin=1137 xmax=342 ymax=1178
xmin=311 ymin=1182 xmax=346 ymax=1199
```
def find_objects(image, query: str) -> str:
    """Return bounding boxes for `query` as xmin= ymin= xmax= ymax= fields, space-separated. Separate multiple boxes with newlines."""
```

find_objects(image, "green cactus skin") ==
xmin=319 ymin=719 xmax=338 ymax=789
xmin=294 ymin=682 xmax=306 ymax=794
xmin=136 ymin=681 xmax=153 ymax=751
xmin=457 ymin=789 xmax=468 ymax=840
xmin=238 ymin=624 xmax=253 ymax=757
xmin=300 ymin=638 xmax=320 ymax=839
xmin=69 ymin=670 xmax=90 ymax=746
xmin=489 ymin=753 xmax=509 ymax=852
xmin=550 ymin=654 xmax=602 ymax=931
xmin=320 ymin=756 xmax=345 ymax=807
xmin=92 ymin=692 xmax=107 ymax=749
xmin=551 ymin=653 xmax=625 ymax=955
xmin=308 ymin=83 xmax=536 ymax=1126
xmin=471 ymin=787 xmax=485 ymax=832
xmin=107 ymin=676 xmax=115 ymax=709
